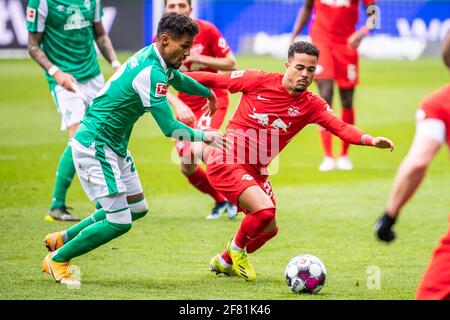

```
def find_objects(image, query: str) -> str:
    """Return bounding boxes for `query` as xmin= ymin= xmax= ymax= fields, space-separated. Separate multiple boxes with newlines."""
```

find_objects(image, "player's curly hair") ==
xmin=288 ymin=41 xmax=320 ymax=59
xmin=164 ymin=0 xmax=192 ymax=5
xmin=157 ymin=12 xmax=198 ymax=40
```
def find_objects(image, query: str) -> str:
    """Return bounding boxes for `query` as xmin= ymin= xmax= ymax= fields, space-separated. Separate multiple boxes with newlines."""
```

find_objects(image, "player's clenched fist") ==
xmin=53 ymin=70 xmax=77 ymax=93
xmin=203 ymin=130 xmax=231 ymax=151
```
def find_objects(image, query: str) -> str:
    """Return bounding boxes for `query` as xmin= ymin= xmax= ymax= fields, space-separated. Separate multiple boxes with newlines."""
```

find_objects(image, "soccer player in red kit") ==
xmin=290 ymin=0 xmax=377 ymax=171
xmin=164 ymin=0 xmax=239 ymax=220
xmin=374 ymin=32 xmax=450 ymax=300
xmin=188 ymin=41 xmax=394 ymax=281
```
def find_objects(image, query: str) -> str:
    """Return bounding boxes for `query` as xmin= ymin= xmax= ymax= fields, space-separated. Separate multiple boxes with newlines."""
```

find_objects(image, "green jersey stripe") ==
xmin=94 ymin=143 xmax=118 ymax=195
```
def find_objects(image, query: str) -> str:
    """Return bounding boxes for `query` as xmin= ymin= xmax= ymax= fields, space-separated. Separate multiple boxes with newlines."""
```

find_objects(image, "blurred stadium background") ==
xmin=1 ymin=0 xmax=449 ymax=59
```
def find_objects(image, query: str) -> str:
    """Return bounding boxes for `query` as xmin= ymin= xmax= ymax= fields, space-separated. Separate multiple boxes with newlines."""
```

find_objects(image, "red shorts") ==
xmin=206 ymin=163 xmax=276 ymax=213
xmin=312 ymin=39 xmax=359 ymax=89
xmin=416 ymin=213 xmax=450 ymax=300
xmin=175 ymin=92 xmax=228 ymax=157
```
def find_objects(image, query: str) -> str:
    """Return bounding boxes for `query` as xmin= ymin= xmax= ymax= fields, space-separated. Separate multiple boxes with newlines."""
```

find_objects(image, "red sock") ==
xmin=234 ymin=208 xmax=276 ymax=248
xmin=187 ymin=167 xmax=226 ymax=203
xmin=340 ymin=107 xmax=355 ymax=156
xmin=246 ymin=227 xmax=279 ymax=254
xmin=220 ymin=250 xmax=232 ymax=265
xmin=320 ymin=129 xmax=333 ymax=157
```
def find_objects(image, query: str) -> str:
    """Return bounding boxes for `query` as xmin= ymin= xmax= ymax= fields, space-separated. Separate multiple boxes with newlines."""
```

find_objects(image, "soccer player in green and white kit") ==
xmin=41 ymin=13 xmax=226 ymax=286
xmin=27 ymin=0 xmax=121 ymax=221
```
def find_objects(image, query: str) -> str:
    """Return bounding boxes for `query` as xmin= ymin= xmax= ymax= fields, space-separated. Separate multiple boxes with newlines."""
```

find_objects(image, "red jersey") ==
xmin=310 ymin=0 xmax=375 ymax=44
xmin=189 ymin=70 xmax=370 ymax=173
xmin=419 ymin=84 xmax=450 ymax=146
xmin=178 ymin=19 xmax=231 ymax=112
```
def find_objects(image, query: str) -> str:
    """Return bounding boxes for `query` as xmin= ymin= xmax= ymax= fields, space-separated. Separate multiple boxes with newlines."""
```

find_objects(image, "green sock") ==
xmin=52 ymin=218 xmax=132 ymax=262
xmin=65 ymin=209 xmax=107 ymax=241
xmin=63 ymin=203 xmax=147 ymax=243
xmin=50 ymin=145 xmax=76 ymax=210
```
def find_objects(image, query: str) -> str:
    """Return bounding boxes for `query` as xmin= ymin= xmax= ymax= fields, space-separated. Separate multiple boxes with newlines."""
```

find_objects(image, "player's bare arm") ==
xmin=188 ymin=51 xmax=237 ymax=71
xmin=290 ymin=0 xmax=314 ymax=44
xmin=348 ymin=2 xmax=378 ymax=49
xmin=28 ymin=32 xmax=76 ymax=93
xmin=93 ymin=22 xmax=120 ymax=72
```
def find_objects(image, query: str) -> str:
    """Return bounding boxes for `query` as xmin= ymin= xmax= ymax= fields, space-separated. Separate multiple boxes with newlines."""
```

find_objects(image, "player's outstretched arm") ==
xmin=313 ymin=109 xmax=394 ymax=150
xmin=149 ymin=100 xmax=227 ymax=151
xmin=170 ymin=70 xmax=216 ymax=115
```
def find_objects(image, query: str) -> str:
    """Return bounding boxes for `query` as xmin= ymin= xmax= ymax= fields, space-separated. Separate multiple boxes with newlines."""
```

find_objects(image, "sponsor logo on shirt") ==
xmin=218 ymin=37 xmax=228 ymax=49
xmin=84 ymin=0 xmax=91 ymax=10
xmin=64 ymin=6 xmax=91 ymax=31
xmin=248 ymin=108 xmax=292 ymax=132
xmin=26 ymin=7 xmax=36 ymax=22
xmin=257 ymin=95 xmax=271 ymax=101
xmin=155 ymin=83 xmax=168 ymax=97
xmin=241 ymin=174 xmax=254 ymax=181
xmin=287 ymin=106 xmax=300 ymax=116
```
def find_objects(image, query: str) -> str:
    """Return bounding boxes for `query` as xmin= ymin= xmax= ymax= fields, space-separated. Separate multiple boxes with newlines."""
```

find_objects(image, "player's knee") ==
xmin=105 ymin=209 xmax=133 ymax=236
xmin=255 ymin=207 xmax=276 ymax=225
xmin=107 ymin=220 xmax=132 ymax=235
xmin=129 ymin=198 xmax=149 ymax=221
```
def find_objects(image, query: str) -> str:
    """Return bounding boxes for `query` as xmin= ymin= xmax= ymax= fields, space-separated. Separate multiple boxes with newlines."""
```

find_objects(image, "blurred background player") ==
xmin=290 ymin=0 xmax=377 ymax=171
xmin=27 ymin=0 xmax=121 ymax=221
xmin=188 ymin=41 xmax=394 ymax=281
xmin=41 ymin=13 xmax=226 ymax=286
xmin=374 ymin=32 xmax=450 ymax=300
xmin=164 ymin=0 xmax=238 ymax=219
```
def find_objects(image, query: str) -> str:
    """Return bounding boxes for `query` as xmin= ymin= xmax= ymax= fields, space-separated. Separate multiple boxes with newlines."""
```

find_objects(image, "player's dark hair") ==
xmin=288 ymin=41 xmax=319 ymax=59
xmin=156 ymin=12 xmax=198 ymax=40
xmin=164 ymin=0 xmax=192 ymax=6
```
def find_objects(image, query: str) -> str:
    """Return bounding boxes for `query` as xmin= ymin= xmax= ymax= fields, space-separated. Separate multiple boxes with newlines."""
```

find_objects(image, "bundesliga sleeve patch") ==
xmin=155 ymin=83 xmax=168 ymax=97
xmin=230 ymin=70 xmax=245 ymax=79
xmin=27 ymin=7 xmax=36 ymax=22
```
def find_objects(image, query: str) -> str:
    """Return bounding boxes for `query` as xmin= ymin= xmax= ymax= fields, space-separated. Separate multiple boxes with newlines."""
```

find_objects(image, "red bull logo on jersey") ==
xmin=249 ymin=108 xmax=291 ymax=132
xmin=155 ymin=83 xmax=168 ymax=97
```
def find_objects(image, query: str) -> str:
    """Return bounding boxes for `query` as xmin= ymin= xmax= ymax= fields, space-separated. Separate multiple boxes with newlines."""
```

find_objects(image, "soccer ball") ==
xmin=285 ymin=254 xmax=327 ymax=294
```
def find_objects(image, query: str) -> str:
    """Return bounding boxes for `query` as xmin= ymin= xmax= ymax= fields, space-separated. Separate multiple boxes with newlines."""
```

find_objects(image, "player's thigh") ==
xmin=238 ymin=185 xmax=275 ymax=213
xmin=311 ymin=40 xmax=335 ymax=80
xmin=119 ymin=150 xmax=144 ymax=197
xmin=51 ymin=86 xmax=87 ymax=131
xmin=416 ymin=215 xmax=450 ymax=300
xmin=72 ymin=139 xmax=126 ymax=201
xmin=333 ymin=44 xmax=359 ymax=89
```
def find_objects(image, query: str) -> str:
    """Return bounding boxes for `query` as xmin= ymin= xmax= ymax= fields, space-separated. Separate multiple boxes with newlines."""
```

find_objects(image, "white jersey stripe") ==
xmin=37 ymin=0 xmax=48 ymax=32
xmin=94 ymin=0 xmax=102 ymax=22
xmin=132 ymin=66 xmax=152 ymax=107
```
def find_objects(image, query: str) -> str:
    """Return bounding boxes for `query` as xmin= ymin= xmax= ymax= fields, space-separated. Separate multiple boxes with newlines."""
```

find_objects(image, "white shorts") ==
xmin=72 ymin=139 xmax=143 ymax=201
xmin=51 ymin=74 xmax=105 ymax=131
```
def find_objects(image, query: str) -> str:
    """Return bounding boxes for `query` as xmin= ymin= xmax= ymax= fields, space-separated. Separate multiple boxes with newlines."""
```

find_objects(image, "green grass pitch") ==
xmin=0 ymin=54 xmax=448 ymax=300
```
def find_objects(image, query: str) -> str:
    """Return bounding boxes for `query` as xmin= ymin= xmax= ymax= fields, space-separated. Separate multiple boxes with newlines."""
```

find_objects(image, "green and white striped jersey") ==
xmin=26 ymin=0 xmax=103 ymax=88
xmin=75 ymin=44 xmax=211 ymax=158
